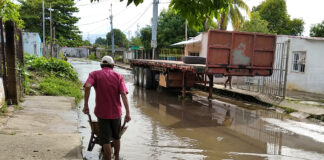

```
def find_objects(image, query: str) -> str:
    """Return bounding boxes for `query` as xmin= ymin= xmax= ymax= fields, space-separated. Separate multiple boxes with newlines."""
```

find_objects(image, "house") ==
xmin=22 ymin=32 xmax=42 ymax=56
xmin=277 ymin=35 xmax=324 ymax=94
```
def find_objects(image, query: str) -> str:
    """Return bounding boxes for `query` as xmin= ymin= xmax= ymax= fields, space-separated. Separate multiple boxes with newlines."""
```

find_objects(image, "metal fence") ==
xmin=236 ymin=41 xmax=290 ymax=103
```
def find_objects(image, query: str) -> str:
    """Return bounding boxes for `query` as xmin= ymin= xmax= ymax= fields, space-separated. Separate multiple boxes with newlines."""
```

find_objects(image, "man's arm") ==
xmin=121 ymin=92 xmax=131 ymax=122
xmin=83 ymin=83 xmax=92 ymax=114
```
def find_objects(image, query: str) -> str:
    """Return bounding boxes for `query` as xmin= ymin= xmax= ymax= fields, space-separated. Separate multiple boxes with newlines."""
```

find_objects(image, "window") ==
xmin=189 ymin=52 xmax=199 ymax=56
xmin=292 ymin=51 xmax=306 ymax=73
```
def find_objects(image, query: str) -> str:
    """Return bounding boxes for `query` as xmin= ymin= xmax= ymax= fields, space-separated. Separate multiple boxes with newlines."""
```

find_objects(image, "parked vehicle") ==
xmin=130 ymin=30 xmax=277 ymax=98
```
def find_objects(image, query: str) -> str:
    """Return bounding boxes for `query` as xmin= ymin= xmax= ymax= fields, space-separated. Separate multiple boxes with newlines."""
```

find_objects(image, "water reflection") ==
xmin=71 ymin=60 xmax=324 ymax=160
xmin=134 ymin=86 xmax=324 ymax=160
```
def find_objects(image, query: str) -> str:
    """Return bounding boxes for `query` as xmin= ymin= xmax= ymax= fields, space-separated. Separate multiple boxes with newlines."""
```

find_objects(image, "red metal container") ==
xmin=206 ymin=30 xmax=276 ymax=76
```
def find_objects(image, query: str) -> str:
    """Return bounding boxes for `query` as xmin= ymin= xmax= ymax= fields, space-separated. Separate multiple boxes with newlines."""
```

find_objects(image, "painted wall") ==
xmin=184 ymin=32 xmax=208 ymax=57
xmin=277 ymin=36 xmax=324 ymax=94
xmin=0 ymin=78 xmax=5 ymax=108
xmin=61 ymin=47 xmax=89 ymax=58
xmin=22 ymin=32 xmax=42 ymax=56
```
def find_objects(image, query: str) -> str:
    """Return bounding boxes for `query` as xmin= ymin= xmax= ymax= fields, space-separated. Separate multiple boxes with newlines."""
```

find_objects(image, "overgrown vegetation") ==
xmin=88 ymin=54 xmax=97 ymax=60
xmin=24 ymin=54 xmax=82 ymax=103
xmin=0 ymin=102 xmax=8 ymax=115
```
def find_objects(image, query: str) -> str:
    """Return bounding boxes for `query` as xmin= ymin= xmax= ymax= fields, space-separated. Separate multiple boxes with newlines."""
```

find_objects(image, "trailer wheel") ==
xmin=138 ymin=67 xmax=144 ymax=87
xmin=183 ymin=56 xmax=206 ymax=64
xmin=133 ymin=67 xmax=139 ymax=85
xmin=143 ymin=68 xmax=153 ymax=89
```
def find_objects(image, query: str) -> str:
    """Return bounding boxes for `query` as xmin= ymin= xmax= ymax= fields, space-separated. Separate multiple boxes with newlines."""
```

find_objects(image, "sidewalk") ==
xmin=211 ymin=84 xmax=324 ymax=119
xmin=0 ymin=96 xmax=82 ymax=160
xmin=115 ymin=61 xmax=132 ymax=70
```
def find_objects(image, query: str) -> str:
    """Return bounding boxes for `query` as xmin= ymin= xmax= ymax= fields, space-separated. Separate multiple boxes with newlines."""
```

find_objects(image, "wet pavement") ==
xmin=71 ymin=60 xmax=324 ymax=160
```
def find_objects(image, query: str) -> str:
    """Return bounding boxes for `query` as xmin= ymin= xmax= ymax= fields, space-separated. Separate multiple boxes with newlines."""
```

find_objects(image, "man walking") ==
xmin=83 ymin=56 xmax=131 ymax=160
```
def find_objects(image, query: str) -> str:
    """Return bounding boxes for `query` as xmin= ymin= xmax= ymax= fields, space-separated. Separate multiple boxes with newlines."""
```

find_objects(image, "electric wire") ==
xmin=78 ymin=18 xmax=108 ymax=26
xmin=122 ymin=3 xmax=152 ymax=32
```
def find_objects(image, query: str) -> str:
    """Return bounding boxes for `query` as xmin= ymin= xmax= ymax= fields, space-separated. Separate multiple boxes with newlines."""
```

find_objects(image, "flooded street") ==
xmin=71 ymin=60 xmax=324 ymax=160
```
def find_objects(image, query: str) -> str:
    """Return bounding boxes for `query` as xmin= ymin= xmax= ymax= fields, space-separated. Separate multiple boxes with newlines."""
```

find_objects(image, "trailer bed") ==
xmin=130 ymin=59 xmax=206 ymax=73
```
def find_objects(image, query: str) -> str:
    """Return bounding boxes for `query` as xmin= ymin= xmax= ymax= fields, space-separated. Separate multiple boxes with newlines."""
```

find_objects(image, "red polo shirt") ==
xmin=84 ymin=68 xmax=128 ymax=119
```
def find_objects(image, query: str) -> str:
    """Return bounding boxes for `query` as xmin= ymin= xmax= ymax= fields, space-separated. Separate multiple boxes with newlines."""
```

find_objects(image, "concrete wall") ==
xmin=0 ymin=78 xmax=5 ymax=108
xmin=277 ymin=36 xmax=324 ymax=94
xmin=22 ymin=32 xmax=42 ymax=56
xmin=61 ymin=47 xmax=89 ymax=58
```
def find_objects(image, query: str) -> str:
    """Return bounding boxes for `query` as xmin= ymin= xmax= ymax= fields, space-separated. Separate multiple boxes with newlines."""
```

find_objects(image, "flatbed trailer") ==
xmin=130 ymin=30 xmax=277 ymax=98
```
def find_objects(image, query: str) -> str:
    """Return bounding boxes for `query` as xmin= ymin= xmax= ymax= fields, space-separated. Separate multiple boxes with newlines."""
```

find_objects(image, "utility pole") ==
xmin=151 ymin=0 xmax=158 ymax=59
xmin=53 ymin=26 xmax=55 ymax=44
xmin=42 ymin=0 xmax=46 ymax=56
xmin=49 ymin=3 xmax=53 ymax=58
xmin=185 ymin=19 xmax=188 ymax=41
xmin=110 ymin=3 xmax=115 ymax=58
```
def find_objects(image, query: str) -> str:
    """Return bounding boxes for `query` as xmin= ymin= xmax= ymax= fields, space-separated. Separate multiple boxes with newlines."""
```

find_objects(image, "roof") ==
xmin=171 ymin=34 xmax=202 ymax=46
xmin=278 ymin=35 xmax=324 ymax=41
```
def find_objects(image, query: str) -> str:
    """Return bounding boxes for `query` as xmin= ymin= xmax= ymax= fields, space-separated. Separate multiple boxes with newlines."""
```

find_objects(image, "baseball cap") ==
xmin=101 ymin=56 xmax=115 ymax=65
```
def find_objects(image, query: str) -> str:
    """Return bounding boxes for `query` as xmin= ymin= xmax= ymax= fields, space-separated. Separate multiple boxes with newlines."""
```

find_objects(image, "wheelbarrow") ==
xmin=86 ymin=114 xmax=128 ymax=152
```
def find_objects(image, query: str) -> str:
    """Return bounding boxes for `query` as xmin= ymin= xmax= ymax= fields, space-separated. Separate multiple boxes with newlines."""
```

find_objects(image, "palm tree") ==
xmin=218 ymin=0 xmax=251 ymax=31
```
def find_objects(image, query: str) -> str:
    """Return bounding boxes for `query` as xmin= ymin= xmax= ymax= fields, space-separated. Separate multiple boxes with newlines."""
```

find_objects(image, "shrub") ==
xmin=25 ymin=54 xmax=78 ymax=81
xmin=88 ymin=54 xmax=97 ymax=60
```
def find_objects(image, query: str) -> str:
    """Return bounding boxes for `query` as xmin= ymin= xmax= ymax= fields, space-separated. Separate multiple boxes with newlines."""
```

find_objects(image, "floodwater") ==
xmin=70 ymin=60 xmax=324 ymax=160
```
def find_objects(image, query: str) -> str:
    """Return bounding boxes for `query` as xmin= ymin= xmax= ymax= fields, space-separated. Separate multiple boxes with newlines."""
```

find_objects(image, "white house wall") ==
xmin=277 ymin=36 xmax=324 ymax=94
xmin=0 ymin=78 xmax=5 ymax=108
xmin=200 ymin=32 xmax=209 ymax=57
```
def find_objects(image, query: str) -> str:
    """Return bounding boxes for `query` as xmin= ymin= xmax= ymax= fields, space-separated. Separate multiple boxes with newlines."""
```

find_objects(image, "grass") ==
xmin=88 ymin=54 xmax=98 ymax=60
xmin=0 ymin=102 xmax=8 ymax=114
xmin=276 ymin=105 xmax=297 ymax=114
xmin=39 ymin=77 xmax=83 ymax=103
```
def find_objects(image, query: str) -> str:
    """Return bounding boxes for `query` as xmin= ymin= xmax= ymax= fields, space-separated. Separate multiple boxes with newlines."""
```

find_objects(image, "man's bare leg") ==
xmin=103 ymin=143 xmax=112 ymax=160
xmin=113 ymin=139 xmax=120 ymax=160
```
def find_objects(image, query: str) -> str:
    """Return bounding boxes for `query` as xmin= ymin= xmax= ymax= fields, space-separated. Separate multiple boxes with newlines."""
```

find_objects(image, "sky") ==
xmin=73 ymin=0 xmax=324 ymax=42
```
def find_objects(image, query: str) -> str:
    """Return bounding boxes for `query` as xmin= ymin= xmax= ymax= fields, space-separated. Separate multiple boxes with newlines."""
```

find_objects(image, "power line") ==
xmin=78 ymin=18 xmax=108 ymax=26
xmin=122 ymin=3 xmax=152 ymax=32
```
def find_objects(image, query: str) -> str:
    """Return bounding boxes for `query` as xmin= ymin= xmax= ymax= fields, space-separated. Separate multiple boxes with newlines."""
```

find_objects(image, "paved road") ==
xmin=72 ymin=60 xmax=324 ymax=160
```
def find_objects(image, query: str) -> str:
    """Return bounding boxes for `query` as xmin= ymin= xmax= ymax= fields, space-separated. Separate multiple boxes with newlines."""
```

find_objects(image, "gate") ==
xmin=236 ymin=41 xmax=290 ymax=103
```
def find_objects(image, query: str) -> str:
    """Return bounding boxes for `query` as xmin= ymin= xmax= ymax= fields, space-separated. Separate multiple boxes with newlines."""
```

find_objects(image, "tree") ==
xmin=240 ymin=12 xmax=269 ymax=33
xmin=18 ymin=0 xmax=86 ymax=47
xmin=310 ymin=21 xmax=324 ymax=37
xmin=157 ymin=9 xmax=198 ymax=48
xmin=94 ymin=37 xmax=107 ymax=46
xmin=218 ymin=0 xmax=250 ymax=31
xmin=91 ymin=0 xmax=229 ymax=30
xmin=253 ymin=0 xmax=304 ymax=35
xmin=139 ymin=26 xmax=152 ymax=50
xmin=106 ymin=29 xmax=129 ymax=48
xmin=287 ymin=18 xmax=304 ymax=36
xmin=0 ymin=0 xmax=24 ymax=28
xmin=130 ymin=36 xmax=142 ymax=47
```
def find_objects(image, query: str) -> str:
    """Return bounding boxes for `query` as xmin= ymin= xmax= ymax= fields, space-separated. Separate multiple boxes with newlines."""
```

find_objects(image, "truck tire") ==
xmin=133 ymin=67 xmax=139 ymax=85
xmin=183 ymin=56 xmax=206 ymax=64
xmin=138 ymin=67 xmax=144 ymax=87
xmin=143 ymin=68 xmax=153 ymax=89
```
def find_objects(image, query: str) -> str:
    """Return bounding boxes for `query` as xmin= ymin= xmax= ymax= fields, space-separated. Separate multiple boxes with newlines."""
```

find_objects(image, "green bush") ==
xmin=25 ymin=54 xmax=78 ymax=81
xmin=24 ymin=54 xmax=83 ymax=103
xmin=88 ymin=54 xmax=97 ymax=60
xmin=40 ymin=77 xmax=83 ymax=103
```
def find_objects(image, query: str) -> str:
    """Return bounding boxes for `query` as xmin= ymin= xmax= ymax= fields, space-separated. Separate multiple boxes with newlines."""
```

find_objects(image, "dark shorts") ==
xmin=98 ymin=118 xmax=121 ymax=145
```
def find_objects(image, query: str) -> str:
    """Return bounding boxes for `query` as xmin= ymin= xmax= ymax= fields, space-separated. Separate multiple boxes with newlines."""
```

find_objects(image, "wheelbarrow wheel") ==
xmin=87 ymin=133 xmax=96 ymax=151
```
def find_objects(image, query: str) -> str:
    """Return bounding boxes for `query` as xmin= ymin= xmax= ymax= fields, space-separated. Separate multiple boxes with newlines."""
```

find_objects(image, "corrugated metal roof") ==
xmin=171 ymin=34 xmax=202 ymax=46
xmin=278 ymin=35 xmax=324 ymax=41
